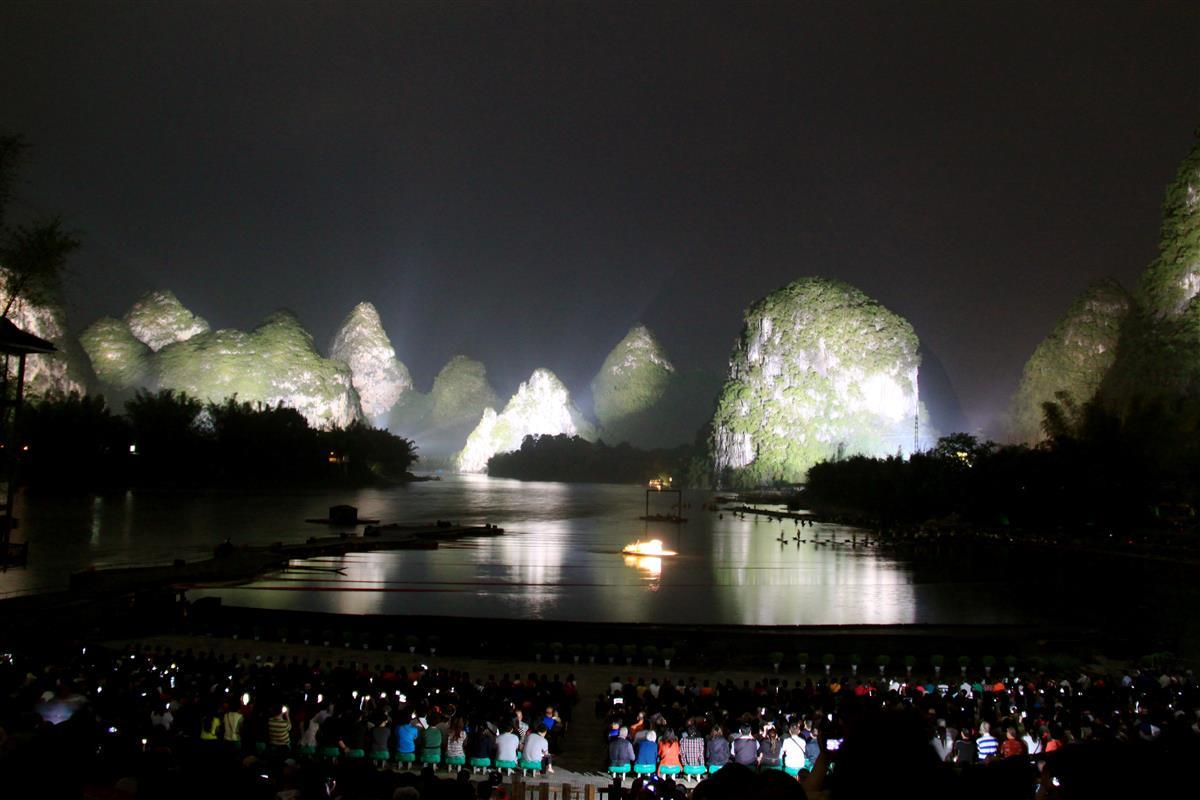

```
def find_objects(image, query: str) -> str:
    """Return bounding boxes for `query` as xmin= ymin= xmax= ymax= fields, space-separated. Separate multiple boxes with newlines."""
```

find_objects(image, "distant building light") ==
xmin=129 ymin=444 xmax=137 ymax=454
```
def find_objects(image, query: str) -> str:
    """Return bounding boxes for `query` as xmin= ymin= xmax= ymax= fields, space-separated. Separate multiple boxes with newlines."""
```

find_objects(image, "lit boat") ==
xmin=621 ymin=539 xmax=677 ymax=557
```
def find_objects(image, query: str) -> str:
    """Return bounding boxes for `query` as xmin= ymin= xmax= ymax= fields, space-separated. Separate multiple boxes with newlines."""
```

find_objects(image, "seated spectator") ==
xmin=658 ymin=728 xmax=681 ymax=771
xmin=781 ymin=723 xmax=806 ymax=775
xmin=395 ymin=714 xmax=420 ymax=756
xmin=731 ymin=724 xmax=758 ymax=766
xmin=680 ymin=724 xmax=705 ymax=768
xmin=635 ymin=730 xmax=658 ymax=768
xmin=759 ymin=725 xmax=782 ymax=768
xmin=495 ymin=722 xmax=520 ymax=766
xmin=609 ymin=727 xmax=635 ymax=767
xmin=523 ymin=723 xmax=552 ymax=773
xmin=706 ymin=725 xmax=730 ymax=769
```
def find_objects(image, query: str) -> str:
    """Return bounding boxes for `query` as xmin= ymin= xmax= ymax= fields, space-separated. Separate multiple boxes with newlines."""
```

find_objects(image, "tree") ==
xmin=0 ymin=135 xmax=81 ymax=318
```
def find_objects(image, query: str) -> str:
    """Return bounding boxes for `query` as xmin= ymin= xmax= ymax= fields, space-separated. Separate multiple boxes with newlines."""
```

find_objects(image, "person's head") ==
xmin=536 ymin=724 xmax=548 ymax=735
xmin=645 ymin=730 xmax=657 ymax=743
xmin=980 ymin=721 xmax=991 ymax=735
xmin=619 ymin=727 xmax=629 ymax=739
xmin=1006 ymin=727 xmax=1017 ymax=740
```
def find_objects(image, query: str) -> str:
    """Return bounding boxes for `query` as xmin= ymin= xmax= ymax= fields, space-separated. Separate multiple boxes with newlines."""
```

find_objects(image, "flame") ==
xmin=622 ymin=539 xmax=676 ymax=557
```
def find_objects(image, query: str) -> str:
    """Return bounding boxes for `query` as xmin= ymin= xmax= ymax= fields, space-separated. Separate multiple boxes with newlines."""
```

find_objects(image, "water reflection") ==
xmin=2 ymin=477 xmax=1012 ymax=626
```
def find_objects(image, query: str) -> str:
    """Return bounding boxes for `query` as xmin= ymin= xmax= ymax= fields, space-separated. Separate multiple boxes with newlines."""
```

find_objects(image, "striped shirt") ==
xmin=268 ymin=716 xmax=291 ymax=747
xmin=680 ymin=735 xmax=705 ymax=766
xmin=976 ymin=734 xmax=998 ymax=760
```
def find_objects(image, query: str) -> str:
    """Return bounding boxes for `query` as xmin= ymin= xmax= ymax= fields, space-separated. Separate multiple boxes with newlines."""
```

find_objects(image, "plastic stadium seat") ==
xmin=421 ymin=748 xmax=442 ymax=766
xmin=659 ymin=765 xmax=682 ymax=776
xmin=469 ymin=757 xmax=492 ymax=773
xmin=607 ymin=764 xmax=631 ymax=775
xmin=634 ymin=763 xmax=656 ymax=775
xmin=320 ymin=746 xmax=340 ymax=759
xmin=345 ymin=749 xmax=365 ymax=759
xmin=395 ymin=751 xmax=416 ymax=764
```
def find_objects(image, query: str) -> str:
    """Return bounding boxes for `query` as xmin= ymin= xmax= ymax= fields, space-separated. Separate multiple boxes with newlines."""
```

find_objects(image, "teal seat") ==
xmin=469 ymin=757 xmax=491 ymax=768
xmin=608 ymin=764 xmax=631 ymax=774
xmin=446 ymin=755 xmax=466 ymax=766
xmin=784 ymin=766 xmax=800 ymax=777
xmin=298 ymin=745 xmax=317 ymax=756
xmin=520 ymin=758 xmax=543 ymax=772
xmin=683 ymin=765 xmax=706 ymax=776
xmin=761 ymin=764 xmax=784 ymax=771
xmin=708 ymin=764 xmax=724 ymax=774
xmin=320 ymin=746 xmax=340 ymax=758
xmin=255 ymin=742 xmax=267 ymax=754
xmin=395 ymin=751 xmax=416 ymax=763
xmin=370 ymin=750 xmax=390 ymax=761
xmin=421 ymin=748 xmax=442 ymax=765
xmin=634 ymin=763 xmax=656 ymax=775
xmin=345 ymin=748 xmax=365 ymax=759
xmin=659 ymin=765 xmax=682 ymax=776
xmin=495 ymin=759 xmax=518 ymax=770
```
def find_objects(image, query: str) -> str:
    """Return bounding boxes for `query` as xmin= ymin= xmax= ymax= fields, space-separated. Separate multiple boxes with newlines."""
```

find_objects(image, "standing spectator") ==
xmin=1000 ymin=727 xmax=1027 ymax=759
xmin=976 ymin=722 xmax=998 ymax=761
xmin=952 ymin=728 xmax=975 ymax=764
xmin=930 ymin=720 xmax=954 ymax=762
xmin=267 ymin=706 xmax=291 ymax=751
xmin=222 ymin=704 xmax=244 ymax=748
xmin=513 ymin=709 xmax=530 ymax=749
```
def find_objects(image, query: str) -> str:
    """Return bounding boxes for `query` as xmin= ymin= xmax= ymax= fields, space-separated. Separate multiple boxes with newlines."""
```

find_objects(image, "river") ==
xmin=0 ymin=475 xmax=1041 ymax=627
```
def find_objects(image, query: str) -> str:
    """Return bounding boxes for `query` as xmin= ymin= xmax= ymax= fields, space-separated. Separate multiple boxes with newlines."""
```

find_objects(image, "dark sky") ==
xmin=3 ymin=1 xmax=1199 ymax=431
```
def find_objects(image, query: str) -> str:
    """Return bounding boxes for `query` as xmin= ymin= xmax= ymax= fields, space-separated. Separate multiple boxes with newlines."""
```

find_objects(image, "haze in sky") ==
xmin=3 ymin=1 xmax=1199 ymax=432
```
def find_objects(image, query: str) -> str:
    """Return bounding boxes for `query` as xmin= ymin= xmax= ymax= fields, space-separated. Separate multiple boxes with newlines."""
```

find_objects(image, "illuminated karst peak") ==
xmin=456 ymin=367 xmax=594 ymax=472
xmin=328 ymin=301 xmax=412 ymax=422
xmin=1007 ymin=279 xmax=1131 ymax=443
xmin=711 ymin=277 xmax=922 ymax=486
xmin=154 ymin=309 xmax=362 ymax=428
xmin=79 ymin=316 xmax=153 ymax=393
xmin=123 ymin=289 xmax=210 ymax=351
xmin=591 ymin=324 xmax=675 ymax=436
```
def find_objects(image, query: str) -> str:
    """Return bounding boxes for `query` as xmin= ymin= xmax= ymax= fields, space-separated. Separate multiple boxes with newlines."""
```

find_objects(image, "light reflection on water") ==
xmin=4 ymin=475 xmax=1006 ymax=625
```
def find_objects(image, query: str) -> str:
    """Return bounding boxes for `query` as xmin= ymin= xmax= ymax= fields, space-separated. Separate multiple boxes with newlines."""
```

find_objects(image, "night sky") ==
xmin=3 ymin=1 xmax=1199 ymax=432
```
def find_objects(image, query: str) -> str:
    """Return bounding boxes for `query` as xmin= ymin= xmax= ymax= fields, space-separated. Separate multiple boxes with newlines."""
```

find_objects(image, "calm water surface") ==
xmin=3 ymin=476 xmax=1023 ymax=625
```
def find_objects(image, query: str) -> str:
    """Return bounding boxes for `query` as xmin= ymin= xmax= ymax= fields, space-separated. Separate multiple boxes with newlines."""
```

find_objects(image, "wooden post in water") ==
xmin=561 ymin=784 xmax=573 ymax=800
xmin=511 ymin=780 xmax=524 ymax=800
xmin=537 ymin=784 xmax=550 ymax=800
xmin=585 ymin=785 xmax=597 ymax=800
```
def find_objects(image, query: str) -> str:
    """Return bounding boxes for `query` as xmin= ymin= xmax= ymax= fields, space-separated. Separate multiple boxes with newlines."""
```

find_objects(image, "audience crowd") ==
xmin=0 ymin=641 xmax=574 ymax=799
xmin=1 ymin=640 xmax=1198 ymax=799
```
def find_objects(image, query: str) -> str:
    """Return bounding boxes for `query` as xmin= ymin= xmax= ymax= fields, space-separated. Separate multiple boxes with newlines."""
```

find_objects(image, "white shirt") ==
xmin=781 ymin=735 xmax=807 ymax=768
xmin=523 ymin=732 xmax=550 ymax=762
xmin=495 ymin=732 xmax=520 ymax=762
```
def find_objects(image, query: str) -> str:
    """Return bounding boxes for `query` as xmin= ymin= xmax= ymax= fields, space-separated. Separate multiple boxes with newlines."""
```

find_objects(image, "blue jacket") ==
xmin=635 ymin=738 xmax=658 ymax=766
